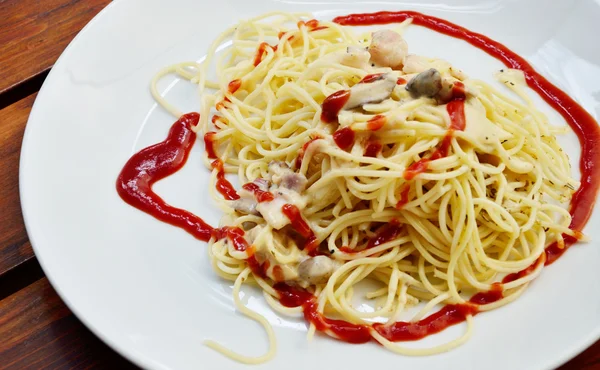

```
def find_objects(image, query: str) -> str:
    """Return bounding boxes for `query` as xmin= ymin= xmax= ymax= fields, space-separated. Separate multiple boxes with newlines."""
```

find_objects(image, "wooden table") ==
xmin=0 ymin=1 xmax=599 ymax=369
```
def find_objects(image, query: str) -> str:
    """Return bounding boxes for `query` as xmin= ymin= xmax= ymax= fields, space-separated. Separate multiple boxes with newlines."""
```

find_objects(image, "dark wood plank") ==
xmin=0 ymin=94 xmax=36 ymax=279
xmin=561 ymin=340 xmax=600 ymax=369
xmin=0 ymin=278 xmax=137 ymax=370
xmin=0 ymin=0 xmax=111 ymax=101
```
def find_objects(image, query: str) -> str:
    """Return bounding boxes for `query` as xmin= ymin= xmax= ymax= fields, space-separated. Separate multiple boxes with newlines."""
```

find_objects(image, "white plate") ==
xmin=20 ymin=0 xmax=600 ymax=369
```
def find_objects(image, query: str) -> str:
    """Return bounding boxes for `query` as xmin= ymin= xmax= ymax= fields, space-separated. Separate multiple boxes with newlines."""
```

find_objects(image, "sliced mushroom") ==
xmin=406 ymin=68 xmax=443 ymax=98
xmin=368 ymin=30 xmax=408 ymax=69
xmin=340 ymin=46 xmax=370 ymax=69
xmin=298 ymin=256 xmax=335 ymax=284
xmin=406 ymin=68 xmax=462 ymax=103
xmin=344 ymin=73 xmax=397 ymax=110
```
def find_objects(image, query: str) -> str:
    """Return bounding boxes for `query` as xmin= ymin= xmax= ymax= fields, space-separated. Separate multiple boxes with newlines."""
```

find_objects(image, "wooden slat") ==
xmin=561 ymin=341 xmax=600 ymax=369
xmin=0 ymin=0 xmax=111 ymax=98
xmin=0 ymin=278 xmax=137 ymax=369
xmin=0 ymin=94 xmax=36 ymax=278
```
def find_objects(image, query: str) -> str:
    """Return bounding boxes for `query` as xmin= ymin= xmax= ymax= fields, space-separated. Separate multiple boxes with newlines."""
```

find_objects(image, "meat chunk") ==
xmin=402 ymin=54 xmax=429 ymax=74
xmin=368 ymin=30 xmax=408 ymax=69
xmin=340 ymin=46 xmax=370 ymax=69
xmin=268 ymin=161 xmax=307 ymax=192
xmin=231 ymin=178 xmax=270 ymax=215
xmin=256 ymin=196 xmax=290 ymax=229
xmin=343 ymin=73 xmax=397 ymax=110
xmin=298 ymin=256 xmax=336 ymax=284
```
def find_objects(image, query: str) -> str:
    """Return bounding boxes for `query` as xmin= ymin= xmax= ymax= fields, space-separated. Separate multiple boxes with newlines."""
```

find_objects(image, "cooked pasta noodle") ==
xmin=150 ymin=11 xmax=582 ymax=364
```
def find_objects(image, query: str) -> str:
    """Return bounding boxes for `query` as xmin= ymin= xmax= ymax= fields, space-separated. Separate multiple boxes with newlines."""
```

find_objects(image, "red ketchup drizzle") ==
xmin=364 ymin=140 xmax=382 ymax=157
xmin=321 ymin=90 xmax=350 ymax=123
xmin=214 ymin=226 xmax=249 ymax=252
xmin=211 ymin=159 xmax=240 ymax=200
xmin=204 ymin=132 xmax=218 ymax=159
xmin=367 ymin=220 xmax=402 ymax=249
xmin=282 ymin=204 xmax=318 ymax=254
xmin=228 ymin=79 xmax=242 ymax=94
xmin=253 ymin=42 xmax=273 ymax=66
xmin=274 ymin=283 xmax=372 ymax=343
xmin=116 ymin=10 xmax=600 ymax=349
xmin=334 ymin=10 xmax=600 ymax=259
xmin=340 ymin=220 xmax=402 ymax=254
xmin=360 ymin=73 xmax=385 ymax=83
xmin=395 ymin=185 xmax=411 ymax=209
xmin=403 ymin=135 xmax=453 ymax=180
xmin=116 ymin=113 xmax=214 ymax=241
xmin=367 ymin=115 xmax=386 ymax=131
xmin=216 ymin=97 xmax=230 ymax=111
xmin=274 ymin=283 xmax=482 ymax=343
xmin=502 ymin=255 xmax=545 ymax=283
xmin=242 ymin=182 xmax=274 ymax=203
xmin=295 ymin=137 xmax=320 ymax=168
xmin=373 ymin=303 xmax=478 ymax=341
xmin=469 ymin=282 xmax=503 ymax=305
xmin=403 ymin=93 xmax=464 ymax=180
xmin=397 ymin=77 xmax=407 ymax=85
xmin=333 ymin=127 xmax=355 ymax=150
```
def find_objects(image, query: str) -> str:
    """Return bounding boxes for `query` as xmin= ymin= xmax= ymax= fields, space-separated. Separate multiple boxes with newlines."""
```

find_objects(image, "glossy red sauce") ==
xmin=214 ymin=226 xmax=249 ymax=252
xmin=282 ymin=204 xmax=312 ymax=238
xmin=373 ymin=303 xmax=478 ymax=341
xmin=321 ymin=90 xmax=350 ymax=123
xmin=403 ymin=103 xmax=461 ymax=180
xmin=282 ymin=204 xmax=319 ymax=254
xmin=502 ymin=255 xmax=545 ymax=283
xmin=274 ymin=283 xmax=481 ymax=343
xmin=360 ymin=73 xmax=385 ymax=83
xmin=395 ymin=184 xmax=411 ymax=209
xmin=364 ymin=140 xmax=382 ymax=157
xmin=447 ymin=99 xmax=466 ymax=130
xmin=116 ymin=113 xmax=214 ymax=241
xmin=203 ymin=132 xmax=218 ymax=159
xmin=451 ymin=81 xmax=466 ymax=100
xmin=396 ymin=77 xmax=407 ymax=85
xmin=275 ymin=283 xmax=372 ymax=343
xmin=333 ymin=127 xmax=355 ymax=150
xmin=367 ymin=219 xmax=402 ymax=249
xmin=242 ymin=182 xmax=274 ymax=203
xmin=216 ymin=97 xmax=230 ymax=111
xmin=118 ymin=10 xmax=600 ymax=349
xmin=253 ymin=42 xmax=273 ymax=66
xmin=334 ymin=10 xmax=600 ymax=252
xmin=469 ymin=282 xmax=503 ymax=305
xmin=367 ymin=115 xmax=386 ymax=131
xmin=211 ymin=159 xmax=240 ymax=200
xmin=272 ymin=265 xmax=285 ymax=281
xmin=295 ymin=137 xmax=320 ymax=168
xmin=228 ymin=79 xmax=242 ymax=94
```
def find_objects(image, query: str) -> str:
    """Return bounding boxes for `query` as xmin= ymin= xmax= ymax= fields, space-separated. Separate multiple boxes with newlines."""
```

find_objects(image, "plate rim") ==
xmin=18 ymin=1 xmax=600 ymax=369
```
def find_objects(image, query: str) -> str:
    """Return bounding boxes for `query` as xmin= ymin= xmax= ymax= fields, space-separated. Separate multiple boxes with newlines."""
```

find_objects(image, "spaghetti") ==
xmin=118 ymin=10 xmax=600 ymax=364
